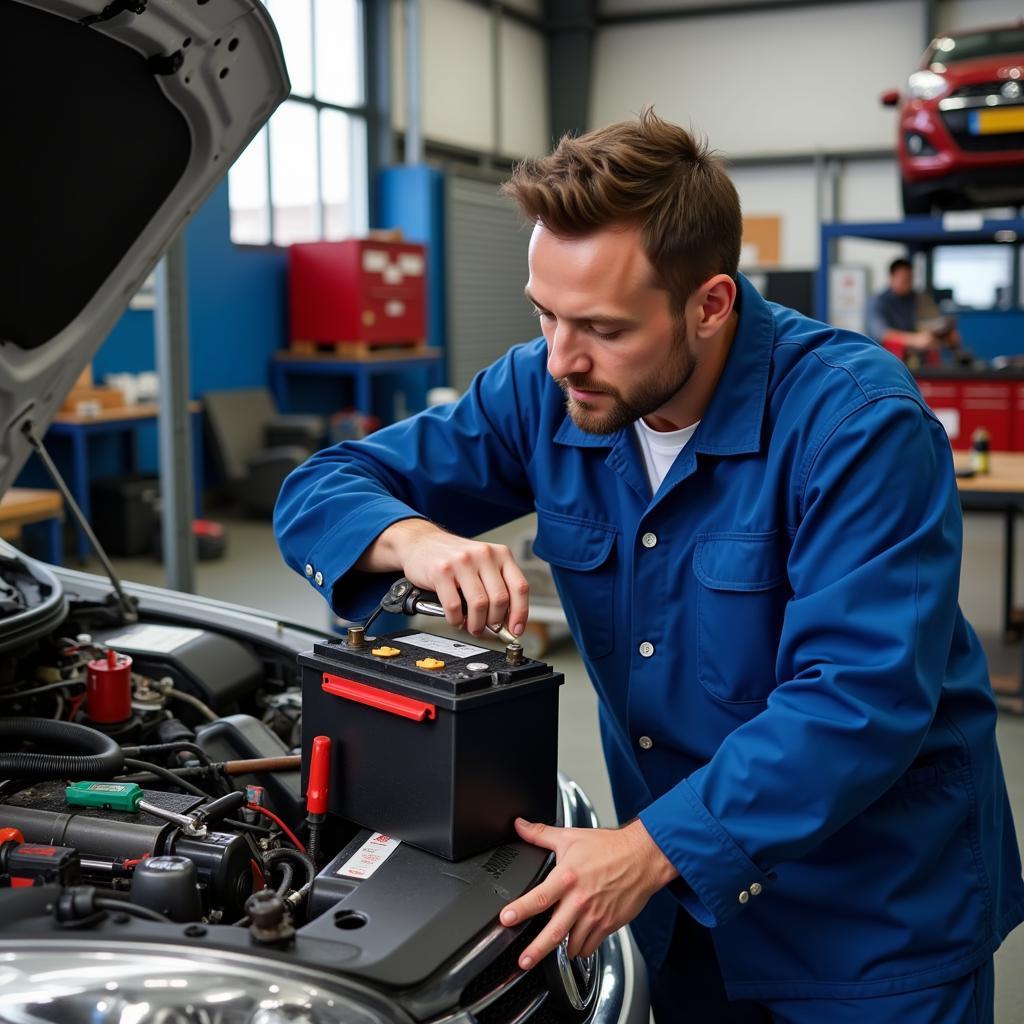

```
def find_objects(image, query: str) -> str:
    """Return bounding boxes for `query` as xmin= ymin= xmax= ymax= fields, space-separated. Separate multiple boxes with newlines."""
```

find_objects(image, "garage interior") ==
xmin=7 ymin=0 xmax=1024 ymax=1020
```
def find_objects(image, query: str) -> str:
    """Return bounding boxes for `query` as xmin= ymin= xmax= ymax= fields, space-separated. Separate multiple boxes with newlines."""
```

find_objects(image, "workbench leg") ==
xmin=192 ymin=412 xmax=204 ymax=518
xmin=44 ymin=516 xmax=63 ymax=566
xmin=355 ymin=371 xmax=372 ymax=419
xmin=122 ymin=427 xmax=138 ymax=474
xmin=1005 ymin=509 xmax=1018 ymax=641
xmin=72 ymin=432 xmax=91 ymax=563
xmin=271 ymin=364 xmax=288 ymax=412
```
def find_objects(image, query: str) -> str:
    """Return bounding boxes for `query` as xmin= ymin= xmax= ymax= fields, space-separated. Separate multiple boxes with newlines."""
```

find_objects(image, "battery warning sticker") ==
xmin=336 ymin=833 xmax=401 ymax=879
xmin=396 ymin=633 xmax=489 ymax=659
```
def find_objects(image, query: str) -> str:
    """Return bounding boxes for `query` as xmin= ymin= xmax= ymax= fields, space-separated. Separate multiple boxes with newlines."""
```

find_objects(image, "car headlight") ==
xmin=908 ymin=70 xmax=948 ymax=101
xmin=0 ymin=942 xmax=404 ymax=1024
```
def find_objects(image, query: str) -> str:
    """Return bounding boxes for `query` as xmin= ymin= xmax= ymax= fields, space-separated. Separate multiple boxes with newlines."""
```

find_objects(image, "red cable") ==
xmin=246 ymin=803 xmax=307 ymax=853
xmin=67 ymin=693 xmax=86 ymax=721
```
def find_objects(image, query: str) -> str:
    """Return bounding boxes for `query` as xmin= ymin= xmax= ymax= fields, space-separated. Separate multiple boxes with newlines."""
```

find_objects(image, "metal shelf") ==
xmin=815 ymin=215 xmax=1024 ymax=320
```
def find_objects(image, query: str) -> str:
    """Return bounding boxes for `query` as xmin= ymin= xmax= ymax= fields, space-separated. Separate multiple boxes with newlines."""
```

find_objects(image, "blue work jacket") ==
xmin=274 ymin=275 xmax=1024 ymax=1000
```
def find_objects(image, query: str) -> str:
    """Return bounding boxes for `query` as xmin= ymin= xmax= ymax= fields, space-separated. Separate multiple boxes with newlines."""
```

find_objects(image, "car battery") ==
xmin=289 ymin=239 xmax=427 ymax=345
xmin=299 ymin=631 xmax=562 ymax=861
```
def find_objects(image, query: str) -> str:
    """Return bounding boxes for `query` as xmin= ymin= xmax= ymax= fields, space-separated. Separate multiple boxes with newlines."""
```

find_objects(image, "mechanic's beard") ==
xmin=559 ymin=328 xmax=697 ymax=435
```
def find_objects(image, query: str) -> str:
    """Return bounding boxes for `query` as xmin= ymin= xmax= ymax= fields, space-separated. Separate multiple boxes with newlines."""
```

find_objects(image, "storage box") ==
xmin=60 ymin=386 xmax=124 ymax=414
xmin=299 ymin=631 xmax=561 ymax=860
xmin=90 ymin=475 xmax=159 ymax=556
xmin=288 ymin=239 xmax=427 ymax=345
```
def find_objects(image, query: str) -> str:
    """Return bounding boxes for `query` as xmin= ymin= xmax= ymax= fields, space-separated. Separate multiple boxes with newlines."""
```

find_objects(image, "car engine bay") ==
xmin=0 ymin=547 xmax=630 ymax=1024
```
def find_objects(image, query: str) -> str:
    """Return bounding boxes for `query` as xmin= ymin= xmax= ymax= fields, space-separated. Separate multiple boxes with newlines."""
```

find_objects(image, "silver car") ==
xmin=0 ymin=2 xmax=649 ymax=1022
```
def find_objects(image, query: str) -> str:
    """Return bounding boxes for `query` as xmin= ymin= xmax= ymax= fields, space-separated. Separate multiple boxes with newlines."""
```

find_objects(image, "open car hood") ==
xmin=0 ymin=0 xmax=289 ymax=497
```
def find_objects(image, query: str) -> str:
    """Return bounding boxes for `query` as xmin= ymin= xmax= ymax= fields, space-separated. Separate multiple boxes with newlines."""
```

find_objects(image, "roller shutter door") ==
xmin=445 ymin=173 xmax=540 ymax=393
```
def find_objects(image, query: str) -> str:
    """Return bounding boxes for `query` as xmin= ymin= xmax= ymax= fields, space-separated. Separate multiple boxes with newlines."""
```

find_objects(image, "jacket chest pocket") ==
xmin=693 ymin=532 xmax=788 ymax=703
xmin=531 ymin=509 xmax=617 ymax=661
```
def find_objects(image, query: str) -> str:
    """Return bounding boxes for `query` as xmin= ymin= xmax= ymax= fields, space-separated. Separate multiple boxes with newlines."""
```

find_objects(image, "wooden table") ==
xmin=45 ymin=402 xmax=203 ymax=562
xmin=954 ymin=452 xmax=1024 ymax=709
xmin=0 ymin=488 xmax=63 ymax=564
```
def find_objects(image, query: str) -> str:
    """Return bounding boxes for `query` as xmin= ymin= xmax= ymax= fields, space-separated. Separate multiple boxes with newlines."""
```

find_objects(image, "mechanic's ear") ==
xmin=692 ymin=274 xmax=738 ymax=339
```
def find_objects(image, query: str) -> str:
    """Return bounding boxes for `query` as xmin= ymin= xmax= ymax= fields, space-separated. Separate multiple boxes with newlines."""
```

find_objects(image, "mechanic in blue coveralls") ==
xmin=275 ymin=110 xmax=1024 ymax=1023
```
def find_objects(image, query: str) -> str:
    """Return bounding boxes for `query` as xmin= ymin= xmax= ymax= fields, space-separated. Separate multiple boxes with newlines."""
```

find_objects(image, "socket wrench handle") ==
xmin=379 ymin=578 xmax=519 ymax=644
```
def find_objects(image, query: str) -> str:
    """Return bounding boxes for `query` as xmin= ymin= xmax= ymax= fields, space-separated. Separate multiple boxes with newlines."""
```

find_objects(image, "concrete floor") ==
xmin=86 ymin=510 xmax=1024 ymax=1018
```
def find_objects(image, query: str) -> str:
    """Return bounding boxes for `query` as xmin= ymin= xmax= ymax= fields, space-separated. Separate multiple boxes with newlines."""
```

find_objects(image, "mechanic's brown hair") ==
xmin=501 ymin=107 xmax=742 ymax=314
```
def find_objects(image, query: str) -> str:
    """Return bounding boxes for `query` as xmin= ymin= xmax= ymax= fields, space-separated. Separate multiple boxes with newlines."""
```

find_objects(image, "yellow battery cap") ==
xmin=416 ymin=657 xmax=445 ymax=670
xmin=371 ymin=646 xmax=402 ymax=658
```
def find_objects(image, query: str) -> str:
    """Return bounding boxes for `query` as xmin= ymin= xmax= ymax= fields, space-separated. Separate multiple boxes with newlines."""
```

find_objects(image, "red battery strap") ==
xmin=322 ymin=673 xmax=436 ymax=722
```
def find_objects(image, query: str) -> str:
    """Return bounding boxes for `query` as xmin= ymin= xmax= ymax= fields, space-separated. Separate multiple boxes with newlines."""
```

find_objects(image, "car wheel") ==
xmin=901 ymin=182 xmax=933 ymax=217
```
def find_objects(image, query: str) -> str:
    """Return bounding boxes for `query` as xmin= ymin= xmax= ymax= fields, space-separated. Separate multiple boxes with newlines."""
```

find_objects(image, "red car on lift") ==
xmin=882 ymin=21 xmax=1024 ymax=216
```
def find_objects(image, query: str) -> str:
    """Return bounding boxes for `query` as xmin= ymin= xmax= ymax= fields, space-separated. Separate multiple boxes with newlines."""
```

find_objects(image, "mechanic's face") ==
xmin=891 ymin=266 xmax=914 ymax=296
xmin=527 ymin=222 xmax=697 ymax=435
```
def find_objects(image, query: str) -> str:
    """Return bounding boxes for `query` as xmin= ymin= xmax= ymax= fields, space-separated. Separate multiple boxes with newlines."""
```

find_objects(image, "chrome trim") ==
xmin=939 ymin=94 xmax=1024 ymax=110
xmin=555 ymin=937 xmax=600 ymax=1012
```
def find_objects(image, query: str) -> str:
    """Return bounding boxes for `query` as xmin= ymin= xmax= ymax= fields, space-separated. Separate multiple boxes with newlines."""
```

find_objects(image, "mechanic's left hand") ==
xmin=500 ymin=816 xmax=679 ymax=967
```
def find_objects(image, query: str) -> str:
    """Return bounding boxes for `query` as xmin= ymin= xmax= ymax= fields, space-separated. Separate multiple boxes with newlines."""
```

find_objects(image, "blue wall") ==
xmin=956 ymin=311 xmax=1024 ymax=361
xmin=94 ymin=180 xmax=288 ymax=393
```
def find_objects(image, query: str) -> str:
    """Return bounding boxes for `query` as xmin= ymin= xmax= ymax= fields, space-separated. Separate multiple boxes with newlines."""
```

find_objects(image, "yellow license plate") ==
xmin=974 ymin=107 xmax=1024 ymax=134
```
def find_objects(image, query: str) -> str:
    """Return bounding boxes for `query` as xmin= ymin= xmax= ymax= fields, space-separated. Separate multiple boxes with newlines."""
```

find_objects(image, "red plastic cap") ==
xmin=0 ymin=828 xmax=24 ymax=846
xmin=306 ymin=735 xmax=332 ymax=815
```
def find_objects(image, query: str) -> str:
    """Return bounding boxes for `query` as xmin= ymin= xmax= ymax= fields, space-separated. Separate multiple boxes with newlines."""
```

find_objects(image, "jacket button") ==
xmin=638 ymin=736 xmax=653 ymax=750
xmin=738 ymin=891 xmax=750 ymax=905
xmin=305 ymin=563 xmax=314 ymax=577
xmin=639 ymin=641 xmax=655 ymax=657
xmin=641 ymin=532 xmax=657 ymax=549
xmin=750 ymin=882 xmax=762 ymax=896
xmin=314 ymin=571 xmax=324 ymax=587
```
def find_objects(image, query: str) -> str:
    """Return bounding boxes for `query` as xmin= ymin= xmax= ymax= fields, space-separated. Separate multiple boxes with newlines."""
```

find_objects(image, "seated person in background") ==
xmin=867 ymin=257 xmax=963 ymax=367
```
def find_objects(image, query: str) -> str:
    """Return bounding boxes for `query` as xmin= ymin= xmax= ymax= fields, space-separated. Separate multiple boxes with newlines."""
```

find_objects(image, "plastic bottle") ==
xmin=971 ymin=427 xmax=991 ymax=474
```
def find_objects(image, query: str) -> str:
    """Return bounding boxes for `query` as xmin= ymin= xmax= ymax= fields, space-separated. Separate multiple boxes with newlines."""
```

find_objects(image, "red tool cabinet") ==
xmin=289 ymin=240 xmax=427 ymax=346
xmin=916 ymin=375 xmax=1023 ymax=451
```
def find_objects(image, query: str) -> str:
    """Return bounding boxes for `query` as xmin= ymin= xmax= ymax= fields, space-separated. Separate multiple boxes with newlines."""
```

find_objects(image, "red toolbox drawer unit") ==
xmin=289 ymin=240 xmax=427 ymax=346
xmin=917 ymin=380 xmax=965 ymax=449
xmin=960 ymin=382 xmax=1013 ymax=452
xmin=916 ymin=377 xmax=1024 ymax=451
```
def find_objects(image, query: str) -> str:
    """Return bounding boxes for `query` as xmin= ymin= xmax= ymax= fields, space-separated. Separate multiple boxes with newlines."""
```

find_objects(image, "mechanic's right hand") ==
xmin=368 ymin=519 xmax=529 ymax=638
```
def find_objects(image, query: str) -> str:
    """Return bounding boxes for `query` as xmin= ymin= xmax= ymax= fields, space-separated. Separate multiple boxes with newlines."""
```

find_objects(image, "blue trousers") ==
xmin=648 ymin=913 xmax=995 ymax=1024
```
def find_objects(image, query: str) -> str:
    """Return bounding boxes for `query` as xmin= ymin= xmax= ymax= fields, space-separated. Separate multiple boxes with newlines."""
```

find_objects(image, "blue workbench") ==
xmin=45 ymin=403 xmax=204 ymax=562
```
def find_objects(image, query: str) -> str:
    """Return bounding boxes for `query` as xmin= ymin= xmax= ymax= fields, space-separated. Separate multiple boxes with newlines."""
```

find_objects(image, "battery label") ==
xmin=396 ymin=633 xmax=489 ymax=660
xmin=336 ymin=833 xmax=401 ymax=879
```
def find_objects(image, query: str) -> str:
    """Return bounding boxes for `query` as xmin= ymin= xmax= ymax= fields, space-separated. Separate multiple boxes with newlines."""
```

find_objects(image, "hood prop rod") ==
xmin=22 ymin=423 xmax=138 ymax=624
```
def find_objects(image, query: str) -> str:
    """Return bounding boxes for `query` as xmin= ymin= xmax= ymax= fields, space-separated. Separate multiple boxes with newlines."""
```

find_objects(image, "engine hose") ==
xmin=263 ymin=847 xmax=316 ymax=890
xmin=270 ymin=860 xmax=295 ymax=897
xmin=0 ymin=717 xmax=123 ymax=780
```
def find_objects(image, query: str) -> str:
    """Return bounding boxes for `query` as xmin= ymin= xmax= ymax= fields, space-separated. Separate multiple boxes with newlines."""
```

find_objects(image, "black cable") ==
xmin=0 ymin=679 xmax=86 ymax=700
xmin=116 ymin=768 xmax=211 ymax=786
xmin=121 ymin=758 xmax=210 ymax=799
xmin=121 ymin=741 xmax=213 ymax=766
xmin=223 ymin=818 xmax=274 ymax=836
xmin=93 ymin=897 xmax=171 ymax=923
